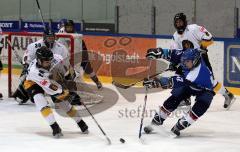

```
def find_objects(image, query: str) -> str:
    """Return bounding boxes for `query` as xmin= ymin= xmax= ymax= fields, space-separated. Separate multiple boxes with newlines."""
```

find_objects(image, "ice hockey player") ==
xmin=58 ymin=18 xmax=67 ymax=33
xmin=171 ymin=12 xmax=235 ymax=109
xmin=146 ymin=40 xmax=194 ymax=106
xmin=146 ymin=13 xmax=235 ymax=109
xmin=58 ymin=19 xmax=103 ymax=90
xmin=23 ymin=46 xmax=88 ymax=138
xmin=12 ymin=28 xmax=81 ymax=105
xmin=0 ymin=27 xmax=3 ymax=99
xmin=143 ymin=48 xmax=215 ymax=136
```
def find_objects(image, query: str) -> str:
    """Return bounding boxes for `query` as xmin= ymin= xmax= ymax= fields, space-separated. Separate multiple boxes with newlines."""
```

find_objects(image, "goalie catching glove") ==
xmin=143 ymin=77 xmax=173 ymax=89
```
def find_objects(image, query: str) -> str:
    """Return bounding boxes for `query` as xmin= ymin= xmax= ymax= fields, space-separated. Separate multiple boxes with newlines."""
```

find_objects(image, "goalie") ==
xmin=23 ymin=46 xmax=88 ymax=138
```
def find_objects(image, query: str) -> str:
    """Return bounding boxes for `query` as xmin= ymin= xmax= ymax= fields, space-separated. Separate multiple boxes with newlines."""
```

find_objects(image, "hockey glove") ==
xmin=20 ymin=64 xmax=29 ymax=77
xmin=143 ymin=77 xmax=172 ymax=89
xmin=143 ymin=78 xmax=159 ymax=89
xmin=64 ymin=67 xmax=76 ymax=81
xmin=166 ymin=63 xmax=178 ymax=71
xmin=146 ymin=48 xmax=163 ymax=59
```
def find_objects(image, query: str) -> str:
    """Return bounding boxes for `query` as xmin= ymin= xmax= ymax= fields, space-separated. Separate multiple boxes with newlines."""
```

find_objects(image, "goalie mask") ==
xmin=43 ymin=28 xmax=56 ymax=48
xmin=36 ymin=46 xmax=53 ymax=70
xmin=174 ymin=13 xmax=187 ymax=34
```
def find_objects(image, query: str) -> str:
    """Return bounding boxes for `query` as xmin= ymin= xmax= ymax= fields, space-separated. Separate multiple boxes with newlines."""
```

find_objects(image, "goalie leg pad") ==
xmin=13 ymin=82 xmax=30 ymax=102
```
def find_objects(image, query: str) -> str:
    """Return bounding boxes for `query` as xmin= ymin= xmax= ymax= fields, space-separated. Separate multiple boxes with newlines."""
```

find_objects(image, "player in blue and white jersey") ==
xmin=143 ymin=48 xmax=215 ymax=136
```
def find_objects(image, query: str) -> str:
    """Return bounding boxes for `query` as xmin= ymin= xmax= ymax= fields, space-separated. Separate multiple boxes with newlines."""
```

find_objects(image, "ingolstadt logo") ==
xmin=225 ymin=45 xmax=240 ymax=88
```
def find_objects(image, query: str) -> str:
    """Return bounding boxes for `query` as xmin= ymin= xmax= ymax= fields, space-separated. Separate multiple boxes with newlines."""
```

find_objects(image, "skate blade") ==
xmin=82 ymin=130 xmax=89 ymax=134
xmin=144 ymin=124 xmax=170 ymax=137
xmin=53 ymin=133 xmax=63 ymax=139
xmin=226 ymin=97 xmax=236 ymax=111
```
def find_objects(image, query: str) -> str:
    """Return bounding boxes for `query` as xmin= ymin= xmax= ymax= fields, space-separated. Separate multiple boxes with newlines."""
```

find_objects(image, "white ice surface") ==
xmin=0 ymin=74 xmax=240 ymax=152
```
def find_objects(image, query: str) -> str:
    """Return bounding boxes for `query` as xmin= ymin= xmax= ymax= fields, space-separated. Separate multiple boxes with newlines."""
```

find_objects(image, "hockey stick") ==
xmin=81 ymin=102 xmax=112 ymax=145
xmin=112 ymin=71 xmax=163 ymax=89
xmin=112 ymin=59 xmax=169 ymax=89
xmin=35 ymin=0 xmax=47 ymax=30
xmin=139 ymin=60 xmax=152 ymax=139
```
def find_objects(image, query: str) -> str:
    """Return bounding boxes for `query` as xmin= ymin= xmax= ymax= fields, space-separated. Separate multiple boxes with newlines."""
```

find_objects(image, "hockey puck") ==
xmin=119 ymin=138 xmax=125 ymax=143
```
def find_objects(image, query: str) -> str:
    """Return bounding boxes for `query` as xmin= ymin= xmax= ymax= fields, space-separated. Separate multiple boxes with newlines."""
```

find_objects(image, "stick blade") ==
xmin=112 ymin=81 xmax=131 ymax=89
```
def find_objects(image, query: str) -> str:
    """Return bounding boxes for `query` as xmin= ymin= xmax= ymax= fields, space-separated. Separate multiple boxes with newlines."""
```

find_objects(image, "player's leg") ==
xmin=81 ymin=49 xmax=102 ymax=90
xmin=202 ymin=52 xmax=235 ymax=109
xmin=144 ymin=86 xmax=191 ymax=133
xmin=144 ymin=86 xmax=191 ymax=131
xmin=213 ymin=80 xmax=236 ymax=109
xmin=171 ymin=91 xmax=214 ymax=136
xmin=52 ymin=90 xmax=88 ymax=133
xmin=154 ymin=87 xmax=191 ymax=124
xmin=35 ymin=93 xmax=63 ymax=138
xmin=23 ymin=80 xmax=63 ymax=138
xmin=69 ymin=91 xmax=82 ymax=105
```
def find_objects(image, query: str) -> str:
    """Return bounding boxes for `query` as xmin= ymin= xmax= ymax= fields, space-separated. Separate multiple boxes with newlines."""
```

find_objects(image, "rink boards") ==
xmin=1 ymin=33 xmax=239 ymax=95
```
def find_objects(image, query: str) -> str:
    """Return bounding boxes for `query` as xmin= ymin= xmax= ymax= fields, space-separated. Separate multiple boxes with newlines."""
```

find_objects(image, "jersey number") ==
xmin=35 ymin=43 xmax=41 ymax=48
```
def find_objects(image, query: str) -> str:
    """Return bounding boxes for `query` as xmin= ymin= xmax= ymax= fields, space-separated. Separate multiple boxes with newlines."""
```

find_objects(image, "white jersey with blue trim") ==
xmin=172 ymin=24 xmax=213 ymax=50
xmin=183 ymin=59 xmax=214 ymax=90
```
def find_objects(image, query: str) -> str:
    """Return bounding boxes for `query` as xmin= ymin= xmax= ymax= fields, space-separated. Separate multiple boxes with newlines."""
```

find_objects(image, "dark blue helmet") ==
xmin=59 ymin=19 xmax=67 ymax=27
xmin=174 ymin=13 xmax=187 ymax=34
xmin=181 ymin=48 xmax=201 ymax=70
xmin=43 ymin=28 xmax=55 ymax=48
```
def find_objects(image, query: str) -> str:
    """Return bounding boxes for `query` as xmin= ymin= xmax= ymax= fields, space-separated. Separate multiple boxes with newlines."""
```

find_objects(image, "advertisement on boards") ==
xmin=224 ymin=41 xmax=240 ymax=88
xmin=83 ymin=35 xmax=156 ymax=82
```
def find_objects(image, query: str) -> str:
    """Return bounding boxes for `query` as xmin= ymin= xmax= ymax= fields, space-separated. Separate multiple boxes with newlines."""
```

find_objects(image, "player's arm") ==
xmin=146 ymin=47 xmax=183 ymax=71
xmin=143 ymin=75 xmax=214 ymax=94
xmin=195 ymin=25 xmax=213 ymax=49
